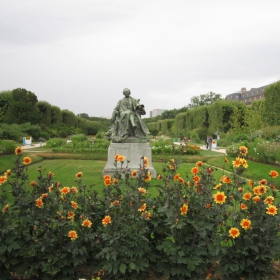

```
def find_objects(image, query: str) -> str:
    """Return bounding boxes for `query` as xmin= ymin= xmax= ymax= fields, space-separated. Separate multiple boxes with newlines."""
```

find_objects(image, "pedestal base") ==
xmin=103 ymin=142 xmax=157 ymax=178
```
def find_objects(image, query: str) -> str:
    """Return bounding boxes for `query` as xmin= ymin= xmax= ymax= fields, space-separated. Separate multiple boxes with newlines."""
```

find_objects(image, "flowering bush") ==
xmin=0 ymin=146 xmax=280 ymax=279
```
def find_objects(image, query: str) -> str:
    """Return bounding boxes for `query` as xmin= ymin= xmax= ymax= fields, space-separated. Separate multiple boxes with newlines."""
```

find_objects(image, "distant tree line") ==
xmin=0 ymin=88 xmax=111 ymax=141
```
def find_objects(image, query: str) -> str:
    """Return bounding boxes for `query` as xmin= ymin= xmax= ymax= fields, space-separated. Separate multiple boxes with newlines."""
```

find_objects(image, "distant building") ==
xmin=149 ymin=109 xmax=167 ymax=118
xmin=225 ymin=84 xmax=270 ymax=105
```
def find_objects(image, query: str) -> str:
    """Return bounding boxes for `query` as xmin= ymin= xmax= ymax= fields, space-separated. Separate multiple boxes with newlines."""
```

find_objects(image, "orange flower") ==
xmin=193 ymin=176 xmax=200 ymax=182
xmin=221 ymin=176 xmax=231 ymax=184
xmin=71 ymin=187 xmax=78 ymax=194
xmin=67 ymin=211 xmax=75 ymax=219
xmin=174 ymin=173 xmax=180 ymax=181
xmin=15 ymin=147 xmax=23 ymax=155
xmin=248 ymin=180 xmax=254 ymax=187
xmin=239 ymin=146 xmax=248 ymax=156
xmin=191 ymin=167 xmax=199 ymax=175
xmin=104 ymin=178 xmax=111 ymax=186
xmin=252 ymin=196 xmax=260 ymax=203
xmin=240 ymin=219 xmax=251 ymax=230
xmin=143 ymin=156 xmax=149 ymax=167
xmin=138 ymin=187 xmax=147 ymax=194
xmin=60 ymin=187 xmax=70 ymax=195
xmin=253 ymin=186 xmax=261 ymax=195
xmin=23 ymin=157 xmax=32 ymax=165
xmin=266 ymin=205 xmax=278 ymax=216
xmin=238 ymin=188 xmax=244 ymax=193
xmin=114 ymin=154 xmax=121 ymax=161
xmin=4 ymin=169 xmax=11 ymax=177
xmin=71 ymin=201 xmax=78 ymax=209
xmin=48 ymin=171 xmax=54 ymax=178
xmin=213 ymin=191 xmax=227 ymax=204
xmin=206 ymin=203 xmax=211 ymax=209
xmin=141 ymin=211 xmax=151 ymax=220
xmin=232 ymin=157 xmax=241 ymax=168
xmin=169 ymin=165 xmax=175 ymax=170
xmin=117 ymin=155 xmax=125 ymax=162
xmin=224 ymin=157 xmax=229 ymax=163
xmin=30 ymin=180 xmax=37 ymax=187
xmin=68 ymin=230 xmax=78 ymax=241
xmin=242 ymin=192 xmax=252 ymax=200
xmin=269 ymin=170 xmax=278 ymax=179
xmin=48 ymin=185 xmax=54 ymax=192
xmin=35 ymin=198 xmax=43 ymax=208
xmin=259 ymin=179 xmax=267 ymax=185
xmin=82 ymin=218 xmax=92 ymax=228
xmin=196 ymin=161 xmax=203 ymax=167
xmin=138 ymin=203 xmax=147 ymax=212
xmin=143 ymin=172 xmax=151 ymax=182
xmin=206 ymin=167 xmax=213 ymax=174
xmin=131 ymin=170 xmax=137 ymax=178
xmin=102 ymin=215 xmax=112 ymax=226
xmin=178 ymin=177 xmax=184 ymax=184
xmin=0 ymin=176 xmax=7 ymax=185
xmin=180 ymin=203 xmax=188 ymax=215
xmin=110 ymin=200 xmax=120 ymax=206
xmin=240 ymin=203 xmax=248 ymax=210
xmin=103 ymin=175 xmax=111 ymax=180
xmin=185 ymin=181 xmax=190 ymax=188
xmin=113 ymin=178 xmax=118 ymax=185
xmin=229 ymin=227 xmax=240 ymax=238
xmin=2 ymin=204 xmax=9 ymax=213
xmin=157 ymin=174 xmax=163 ymax=180
xmin=214 ymin=183 xmax=222 ymax=190
xmin=259 ymin=185 xmax=267 ymax=195
xmin=76 ymin=172 xmax=83 ymax=178
xmin=40 ymin=193 xmax=48 ymax=199
xmin=264 ymin=196 xmax=274 ymax=205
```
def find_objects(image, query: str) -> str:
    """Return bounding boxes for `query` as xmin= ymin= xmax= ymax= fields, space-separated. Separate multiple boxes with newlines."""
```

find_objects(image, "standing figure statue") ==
xmin=105 ymin=88 xmax=150 ymax=143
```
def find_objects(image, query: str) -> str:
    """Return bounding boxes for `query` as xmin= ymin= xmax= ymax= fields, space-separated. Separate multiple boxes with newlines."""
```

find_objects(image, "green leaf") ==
xmin=119 ymin=262 xmax=127 ymax=274
xmin=129 ymin=262 xmax=136 ymax=269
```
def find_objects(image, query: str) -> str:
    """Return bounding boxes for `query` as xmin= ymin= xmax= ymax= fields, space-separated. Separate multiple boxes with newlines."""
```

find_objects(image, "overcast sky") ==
xmin=1 ymin=0 xmax=279 ymax=118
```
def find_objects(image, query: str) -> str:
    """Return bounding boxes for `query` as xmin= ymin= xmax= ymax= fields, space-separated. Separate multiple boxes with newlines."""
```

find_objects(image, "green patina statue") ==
xmin=106 ymin=88 xmax=150 ymax=143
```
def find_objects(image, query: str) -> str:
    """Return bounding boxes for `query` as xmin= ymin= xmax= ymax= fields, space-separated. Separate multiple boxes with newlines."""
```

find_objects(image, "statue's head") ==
xmin=123 ymin=88 xmax=131 ymax=97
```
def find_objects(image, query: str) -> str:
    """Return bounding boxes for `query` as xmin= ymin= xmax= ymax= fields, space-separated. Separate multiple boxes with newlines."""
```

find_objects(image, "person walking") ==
xmin=205 ymin=136 xmax=209 ymax=149
xmin=208 ymin=135 xmax=213 ymax=150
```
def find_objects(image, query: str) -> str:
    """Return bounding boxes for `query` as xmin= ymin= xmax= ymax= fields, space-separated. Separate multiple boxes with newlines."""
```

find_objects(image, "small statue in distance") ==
xmin=105 ymin=88 xmax=150 ymax=143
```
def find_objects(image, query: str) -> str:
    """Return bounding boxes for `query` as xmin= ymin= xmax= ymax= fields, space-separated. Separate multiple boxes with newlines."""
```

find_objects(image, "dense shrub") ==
xmin=0 ymin=140 xmax=17 ymax=155
xmin=46 ymin=138 xmax=66 ymax=148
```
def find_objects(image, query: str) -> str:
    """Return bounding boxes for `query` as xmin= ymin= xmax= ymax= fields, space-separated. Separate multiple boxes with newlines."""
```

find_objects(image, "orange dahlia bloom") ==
xmin=71 ymin=187 xmax=78 ymax=194
xmin=131 ymin=170 xmax=137 ymax=178
xmin=82 ymin=218 xmax=92 ymax=228
xmin=193 ymin=176 xmax=200 ymax=182
xmin=248 ymin=180 xmax=254 ymax=187
xmin=143 ymin=156 xmax=149 ymax=167
xmin=104 ymin=178 xmax=111 ymax=186
xmin=242 ymin=192 xmax=252 ymax=200
xmin=221 ymin=176 xmax=231 ymax=184
xmin=157 ymin=174 xmax=163 ymax=180
xmin=138 ymin=187 xmax=147 ymax=194
xmin=15 ymin=147 xmax=23 ymax=155
xmin=110 ymin=200 xmax=120 ymax=206
xmin=169 ymin=165 xmax=175 ymax=170
xmin=252 ymin=196 xmax=261 ymax=203
xmin=266 ymin=205 xmax=278 ymax=216
xmin=2 ymin=204 xmax=9 ymax=213
xmin=229 ymin=227 xmax=240 ymax=238
xmin=60 ymin=187 xmax=70 ymax=195
xmin=240 ymin=203 xmax=248 ymax=210
xmin=239 ymin=146 xmax=248 ymax=156
xmin=213 ymin=191 xmax=227 ymax=204
xmin=141 ymin=211 xmax=151 ymax=220
xmin=102 ymin=215 xmax=112 ymax=226
xmin=269 ymin=170 xmax=278 ymax=179
xmin=0 ymin=176 xmax=7 ymax=185
xmin=259 ymin=179 xmax=267 ymax=185
xmin=253 ymin=186 xmax=260 ymax=195
xmin=214 ymin=183 xmax=222 ymax=190
xmin=23 ymin=157 xmax=32 ymax=165
xmin=180 ymin=203 xmax=188 ymax=215
xmin=68 ymin=230 xmax=78 ymax=240
xmin=113 ymin=178 xmax=118 ymax=185
xmin=144 ymin=172 xmax=151 ymax=182
xmin=138 ymin=203 xmax=147 ymax=212
xmin=240 ymin=219 xmax=251 ymax=230
xmin=103 ymin=175 xmax=111 ymax=180
xmin=259 ymin=185 xmax=267 ymax=195
xmin=48 ymin=171 xmax=54 ymax=178
xmin=232 ymin=157 xmax=241 ymax=168
xmin=48 ymin=185 xmax=54 ymax=192
xmin=196 ymin=161 xmax=203 ymax=167
xmin=117 ymin=155 xmax=125 ymax=162
xmin=76 ymin=172 xmax=83 ymax=178
xmin=35 ymin=198 xmax=43 ymax=208
xmin=191 ymin=167 xmax=199 ymax=175
xmin=114 ymin=154 xmax=121 ymax=161
xmin=67 ymin=211 xmax=75 ymax=219
xmin=264 ymin=196 xmax=274 ymax=205
xmin=40 ymin=193 xmax=48 ymax=199
xmin=185 ymin=181 xmax=190 ymax=188
xmin=206 ymin=203 xmax=211 ymax=209
xmin=5 ymin=169 xmax=11 ymax=177
xmin=174 ymin=173 xmax=180 ymax=181
xmin=71 ymin=201 xmax=78 ymax=209
xmin=178 ymin=177 xmax=184 ymax=184
xmin=30 ymin=180 xmax=37 ymax=187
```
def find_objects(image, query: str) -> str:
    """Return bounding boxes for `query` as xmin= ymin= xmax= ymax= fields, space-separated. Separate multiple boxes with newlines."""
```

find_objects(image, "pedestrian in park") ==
xmin=208 ymin=135 xmax=213 ymax=150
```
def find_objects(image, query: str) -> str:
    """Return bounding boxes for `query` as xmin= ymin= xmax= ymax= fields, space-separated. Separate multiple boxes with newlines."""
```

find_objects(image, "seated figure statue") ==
xmin=105 ymin=88 xmax=150 ymax=143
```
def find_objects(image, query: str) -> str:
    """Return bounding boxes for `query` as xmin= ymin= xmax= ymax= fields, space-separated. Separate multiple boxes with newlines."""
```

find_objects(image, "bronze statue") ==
xmin=106 ymin=88 xmax=150 ymax=143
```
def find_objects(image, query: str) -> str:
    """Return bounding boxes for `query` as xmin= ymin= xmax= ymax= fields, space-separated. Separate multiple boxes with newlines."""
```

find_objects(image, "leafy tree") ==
xmin=264 ymin=81 xmax=280 ymax=126
xmin=0 ymin=90 xmax=12 ymax=123
xmin=188 ymin=91 xmax=222 ymax=108
xmin=51 ymin=106 xmax=62 ymax=125
xmin=4 ymin=88 xmax=40 ymax=125
xmin=37 ymin=101 xmax=52 ymax=126
xmin=62 ymin=109 xmax=76 ymax=127
xmin=244 ymin=100 xmax=265 ymax=133
xmin=77 ymin=113 xmax=90 ymax=119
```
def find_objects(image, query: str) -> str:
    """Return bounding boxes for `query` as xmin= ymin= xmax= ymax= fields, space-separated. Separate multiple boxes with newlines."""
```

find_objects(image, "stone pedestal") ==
xmin=103 ymin=142 xmax=157 ymax=178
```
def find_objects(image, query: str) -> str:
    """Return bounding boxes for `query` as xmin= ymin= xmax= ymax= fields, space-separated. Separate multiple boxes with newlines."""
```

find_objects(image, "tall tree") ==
xmin=4 ymin=88 xmax=40 ymax=125
xmin=264 ymin=81 xmax=280 ymax=126
xmin=51 ymin=106 xmax=62 ymax=125
xmin=37 ymin=101 xmax=52 ymax=126
xmin=0 ymin=90 xmax=12 ymax=123
xmin=188 ymin=92 xmax=222 ymax=108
